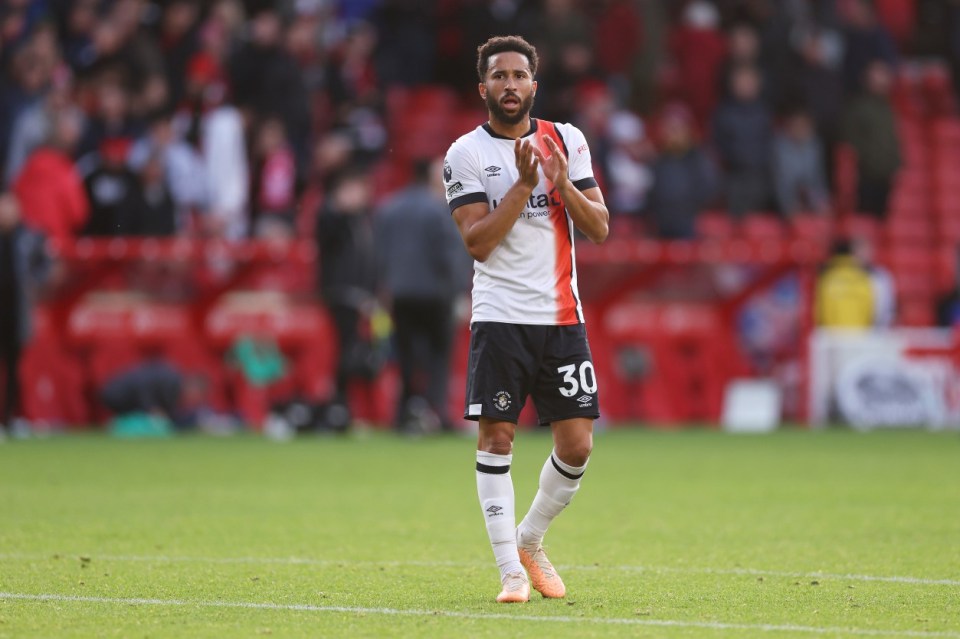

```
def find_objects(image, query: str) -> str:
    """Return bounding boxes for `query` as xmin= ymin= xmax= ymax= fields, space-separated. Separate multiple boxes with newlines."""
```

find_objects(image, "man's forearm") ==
xmin=558 ymin=183 xmax=608 ymax=243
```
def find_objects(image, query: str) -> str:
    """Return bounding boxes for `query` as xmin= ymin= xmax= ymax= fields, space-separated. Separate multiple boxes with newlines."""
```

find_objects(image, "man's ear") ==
xmin=478 ymin=82 xmax=486 ymax=100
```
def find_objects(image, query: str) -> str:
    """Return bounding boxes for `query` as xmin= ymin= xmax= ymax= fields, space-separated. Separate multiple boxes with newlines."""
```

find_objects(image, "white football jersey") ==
xmin=444 ymin=119 xmax=598 ymax=326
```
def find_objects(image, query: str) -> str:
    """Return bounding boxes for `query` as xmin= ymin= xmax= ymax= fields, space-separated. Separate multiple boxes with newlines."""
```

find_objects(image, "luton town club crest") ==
xmin=493 ymin=391 xmax=512 ymax=411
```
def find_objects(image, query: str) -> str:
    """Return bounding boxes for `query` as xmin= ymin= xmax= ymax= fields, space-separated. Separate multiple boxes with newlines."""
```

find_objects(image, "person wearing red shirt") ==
xmin=12 ymin=109 xmax=88 ymax=239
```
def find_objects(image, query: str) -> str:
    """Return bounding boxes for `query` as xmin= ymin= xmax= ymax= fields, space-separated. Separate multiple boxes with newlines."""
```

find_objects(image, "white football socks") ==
xmin=476 ymin=450 xmax=523 ymax=578
xmin=517 ymin=450 xmax=588 ymax=551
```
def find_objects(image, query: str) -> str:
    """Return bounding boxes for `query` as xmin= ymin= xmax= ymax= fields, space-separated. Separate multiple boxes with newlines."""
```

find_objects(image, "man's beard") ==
xmin=486 ymin=91 xmax=535 ymax=126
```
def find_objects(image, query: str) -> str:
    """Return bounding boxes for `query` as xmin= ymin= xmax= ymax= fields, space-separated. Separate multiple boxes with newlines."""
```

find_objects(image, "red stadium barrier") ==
xmin=28 ymin=235 xmax=827 ymax=428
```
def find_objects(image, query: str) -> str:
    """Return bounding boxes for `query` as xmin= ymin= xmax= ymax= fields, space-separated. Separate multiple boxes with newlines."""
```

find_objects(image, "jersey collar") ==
xmin=482 ymin=119 xmax=538 ymax=140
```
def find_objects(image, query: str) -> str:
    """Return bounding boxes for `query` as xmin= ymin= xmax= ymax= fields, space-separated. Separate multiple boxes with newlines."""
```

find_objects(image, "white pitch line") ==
xmin=0 ymin=592 xmax=958 ymax=639
xmin=2 ymin=552 xmax=959 ymax=588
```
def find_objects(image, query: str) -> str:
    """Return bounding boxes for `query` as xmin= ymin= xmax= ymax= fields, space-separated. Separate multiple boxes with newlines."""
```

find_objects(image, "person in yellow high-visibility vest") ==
xmin=815 ymin=239 xmax=876 ymax=328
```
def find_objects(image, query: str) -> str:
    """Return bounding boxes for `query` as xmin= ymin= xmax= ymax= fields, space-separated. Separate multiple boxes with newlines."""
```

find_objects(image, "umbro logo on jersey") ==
xmin=576 ymin=395 xmax=593 ymax=407
xmin=486 ymin=505 xmax=504 ymax=517
xmin=485 ymin=165 xmax=501 ymax=176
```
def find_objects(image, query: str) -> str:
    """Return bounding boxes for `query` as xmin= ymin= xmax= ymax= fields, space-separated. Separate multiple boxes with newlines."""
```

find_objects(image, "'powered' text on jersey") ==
xmin=444 ymin=119 xmax=598 ymax=326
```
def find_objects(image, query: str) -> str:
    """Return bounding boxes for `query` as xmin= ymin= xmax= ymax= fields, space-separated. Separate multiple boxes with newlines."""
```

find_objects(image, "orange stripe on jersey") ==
xmin=534 ymin=119 xmax=580 ymax=325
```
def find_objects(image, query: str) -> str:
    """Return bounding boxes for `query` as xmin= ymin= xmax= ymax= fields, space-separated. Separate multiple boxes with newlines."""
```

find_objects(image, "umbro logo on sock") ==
xmin=486 ymin=505 xmax=504 ymax=517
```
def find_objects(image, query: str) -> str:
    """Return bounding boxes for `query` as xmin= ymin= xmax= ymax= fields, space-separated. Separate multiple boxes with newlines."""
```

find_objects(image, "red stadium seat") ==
xmin=898 ymin=296 xmax=935 ymax=327
xmin=880 ymin=244 xmax=936 ymax=299
xmin=790 ymin=214 xmax=832 ymax=242
xmin=695 ymin=211 xmax=735 ymax=240
xmin=936 ymin=214 xmax=960 ymax=244
xmin=885 ymin=216 xmax=933 ymax=243
xmin=740 ymin=214 xmax=786 ymax=241
xmin=838 ymin=214 xmax=881 ymax=243
xmin=935 ymin=243 xmax=960 ymax=291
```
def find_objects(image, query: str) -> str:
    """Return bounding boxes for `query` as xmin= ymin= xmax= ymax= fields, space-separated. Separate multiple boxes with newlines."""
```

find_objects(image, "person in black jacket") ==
xmin=0 ymin=192 xmax=50 ymax=438
xmin=316 ymin=168 xmax=378 ymax=417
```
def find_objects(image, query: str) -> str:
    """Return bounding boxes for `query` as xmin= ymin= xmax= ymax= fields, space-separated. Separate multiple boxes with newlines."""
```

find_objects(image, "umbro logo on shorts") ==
xmin=576 ymin=395 xmax=593 ymax=407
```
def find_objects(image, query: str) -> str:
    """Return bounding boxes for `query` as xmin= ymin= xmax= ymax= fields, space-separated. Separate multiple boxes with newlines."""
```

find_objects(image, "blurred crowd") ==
xmin=1 ymin=0 xmax=957 ymax=244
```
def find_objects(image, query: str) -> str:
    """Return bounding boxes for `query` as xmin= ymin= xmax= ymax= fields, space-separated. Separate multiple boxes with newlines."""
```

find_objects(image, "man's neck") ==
xmin=487 ymin=115 xmax=534 ymax=139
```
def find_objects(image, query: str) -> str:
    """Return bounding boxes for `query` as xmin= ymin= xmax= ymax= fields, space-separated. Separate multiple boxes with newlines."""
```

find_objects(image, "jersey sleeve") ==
xmin=558 ymin=123 xmax=599 ymax=192
xmin=443 ymin=140 xmax=488 ymax=214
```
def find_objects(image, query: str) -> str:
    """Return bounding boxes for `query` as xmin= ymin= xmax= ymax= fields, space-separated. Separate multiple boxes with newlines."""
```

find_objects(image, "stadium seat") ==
xmin=898 ymin=296 xmax=935 ymax=327
xmin=838 ymin=214 xmax=881 ymax=243
xmin=790 ymin=214 xmax=832 ymax=243
xmin=741 ymin=214 xmax=786 ymax=241
xmin=885 ymin=216 xmax=933 ymax=243
xmin=936 ymin=214 xmax=960 ymax=244
xmin=935 ymin=243 xmax=960 ymax=291
xmin=695 ymin=211 xmax=735 ymax=240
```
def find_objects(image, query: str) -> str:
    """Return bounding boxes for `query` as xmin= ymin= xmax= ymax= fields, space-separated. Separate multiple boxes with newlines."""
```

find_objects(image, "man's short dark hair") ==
xmin=476 ymin=35 xmax=539 ymax=81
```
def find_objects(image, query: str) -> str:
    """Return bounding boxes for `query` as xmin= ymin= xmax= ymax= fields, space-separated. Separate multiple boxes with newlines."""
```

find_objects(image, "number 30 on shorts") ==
xmin=557 ymin=361 xmax=598 ymax=398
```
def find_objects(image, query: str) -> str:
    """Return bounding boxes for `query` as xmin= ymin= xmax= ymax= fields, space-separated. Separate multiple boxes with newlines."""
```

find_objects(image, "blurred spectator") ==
xmin=229 ymin=7 xmax=311 ymax=171
xmin=815 ymin=238 xmax=875 ymax=328
xmin=77 ymin=1 xmax=166 ymax=112
xmin=316 ymin=168 xmax=378 ymax=416
xmin=718 ymin=23 xmax=766 ymax=102
xmin=13 ymin=108 xmax=89 ymax=239
xmin=372 ymin=0 xmax=437 ymax=87
xmin=60 ymin=0 xmax=99 ymax=72
xmin=4 ymin=65 xmax=82 ymax=187
xmin=158 ymin=0 xmax=202 ymax=108
xmin=128 ymin=110 xmax=208 ymax=233
xmin=785 ymin=24 xmax=845 ymax=183
xmin=712 ymin=64 xmax=774 ymax=217
xmin=772 ymin=108 xmax=830 ymax=216
xmin=603 ymin=110 xmax=654 ymax=219
xmin=535 ymin=0 xmax=592 ymax=71
xmin=374 ymin=157 xmax=470 ymax=433
xmin=176 ymin=53 xmax=248 ymax=239
xmin=840 ymin=0 xmax=898 ymax=94
xmin=646 ymin=104 xmax=717 ymax=239
xmin=81 ymin=137 xmax=142 ymax=236
xmin=0 ymin=30 xmax=57 ymax=179
xmin=590 ymin=0 xmax=643 ymax=96
xmin=77 ymin=79 xmax=142 ymax=158
xmin=0 ymin=192 xmax=50 ymax=438
xmin=100 ymin=360 xmax=217 ymax=432
xmin=841 ymin=60 xmax=901 ymax=219
xmin=534 ymin=0 xmax=598 ymax=123
xmin=668 ymin=0 xmax=727 ymax=125
xmin=250 ymin=116 xmax=297 ymax=238
xmin=324 ymin=20 xmax=379 ymax=116
xmin=132 ymin=150 xmax=176 ymax=237
xmin=459 ymin=0 xmax=537 ymax=64
xmin=853 ymin=236 xmax=896 ymax=328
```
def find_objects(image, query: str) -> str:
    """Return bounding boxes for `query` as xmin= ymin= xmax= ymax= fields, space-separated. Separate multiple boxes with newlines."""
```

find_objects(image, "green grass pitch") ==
xmin=1 ymin=428 xmax=958 ymax=638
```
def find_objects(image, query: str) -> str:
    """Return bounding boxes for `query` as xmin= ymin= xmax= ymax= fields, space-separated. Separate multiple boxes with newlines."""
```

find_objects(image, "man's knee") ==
xmin=552 ymin=419 xmax=593 ymax=467
xmin=555 ymin=439 xmax=592 ymax=467
xmin=478 ymin=420 xmax=516 ymax=455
